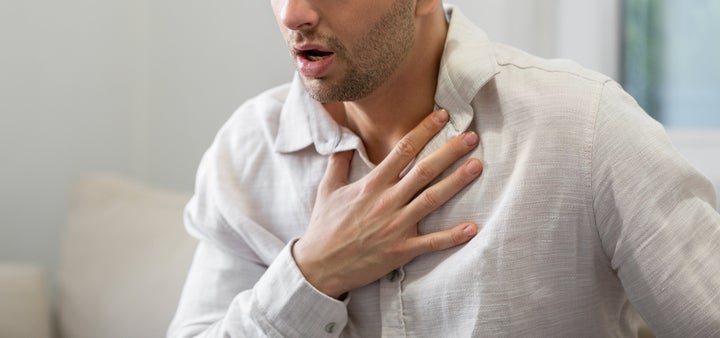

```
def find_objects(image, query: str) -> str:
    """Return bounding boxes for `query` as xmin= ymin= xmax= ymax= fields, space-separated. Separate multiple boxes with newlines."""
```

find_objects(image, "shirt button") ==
xmin=386 ymin=269 xmax=400 ymax=282
xmin=324 ymin=322 xmax=336 ymax=334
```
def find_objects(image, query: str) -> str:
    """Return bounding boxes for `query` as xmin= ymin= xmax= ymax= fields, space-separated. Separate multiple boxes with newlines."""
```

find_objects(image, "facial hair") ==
xmin=289 ymin=0 xmax=416 ymax=102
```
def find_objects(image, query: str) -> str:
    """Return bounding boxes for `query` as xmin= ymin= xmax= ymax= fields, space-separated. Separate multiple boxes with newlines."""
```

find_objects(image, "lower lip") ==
xmin=296 ymin=54 xmax=335 ymax=78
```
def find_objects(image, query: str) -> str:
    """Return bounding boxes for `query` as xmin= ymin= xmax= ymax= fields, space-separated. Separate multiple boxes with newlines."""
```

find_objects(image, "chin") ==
xmin=302 ymin=80 xmax=337 ymax=102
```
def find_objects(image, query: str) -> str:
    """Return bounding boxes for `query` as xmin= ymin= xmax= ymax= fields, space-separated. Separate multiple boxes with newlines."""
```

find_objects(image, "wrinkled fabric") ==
xmin=169 ymin=6 xmax=720 ymax=338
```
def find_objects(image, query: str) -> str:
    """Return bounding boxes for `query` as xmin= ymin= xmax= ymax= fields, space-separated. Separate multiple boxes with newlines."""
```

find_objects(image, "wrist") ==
xmin=291 ymin=239 xmax=346 ymax=299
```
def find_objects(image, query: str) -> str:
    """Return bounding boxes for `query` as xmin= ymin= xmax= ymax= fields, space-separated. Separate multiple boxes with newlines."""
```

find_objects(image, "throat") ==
xmin=343 ymin=106 xmax=421 ymax=165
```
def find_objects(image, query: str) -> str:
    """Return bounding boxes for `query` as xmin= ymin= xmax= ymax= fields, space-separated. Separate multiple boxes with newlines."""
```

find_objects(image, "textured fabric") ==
xmin=59 ymin=175 xmax=196 ymax=338
xmin=169 ymin=6 xmax=720 ymax=337
xmin=666 ymin=129 xmax=720 ymax=208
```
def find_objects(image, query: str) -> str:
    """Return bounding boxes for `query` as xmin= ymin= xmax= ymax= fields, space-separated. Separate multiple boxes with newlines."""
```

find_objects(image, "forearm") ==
xmin=168 ymin=241 xmax=349 ymax=338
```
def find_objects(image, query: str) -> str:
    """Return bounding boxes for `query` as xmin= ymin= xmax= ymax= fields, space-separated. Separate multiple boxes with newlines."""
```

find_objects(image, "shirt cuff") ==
xmin=252 ymin=239 xmax=349 ymax=337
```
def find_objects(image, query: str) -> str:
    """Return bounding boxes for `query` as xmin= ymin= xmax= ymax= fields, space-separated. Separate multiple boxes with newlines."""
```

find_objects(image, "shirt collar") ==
xmin=435 ymin=5 xmax=499 ymax=133
xmin=274 ymin=73 xmax=362 ymax=154
xmin=274 ymin=5 xmax=499 ymax=154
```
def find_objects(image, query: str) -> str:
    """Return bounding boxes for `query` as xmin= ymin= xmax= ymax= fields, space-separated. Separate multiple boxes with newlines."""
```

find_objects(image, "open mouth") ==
xmin=301 ymin=49 xmax=335 ymax=62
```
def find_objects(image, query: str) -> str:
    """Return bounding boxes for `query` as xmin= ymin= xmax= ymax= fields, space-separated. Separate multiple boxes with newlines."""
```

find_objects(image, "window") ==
xmin=622 ymin=0 xmax=720 ymax=128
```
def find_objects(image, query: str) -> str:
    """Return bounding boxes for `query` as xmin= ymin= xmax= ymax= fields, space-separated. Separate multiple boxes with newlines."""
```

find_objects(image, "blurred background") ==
xmin=1 ymin=0 xmax=718 ymax=289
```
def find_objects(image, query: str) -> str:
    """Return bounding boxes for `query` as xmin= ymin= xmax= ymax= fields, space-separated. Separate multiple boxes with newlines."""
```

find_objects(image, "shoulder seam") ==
xmin=497 ymin=61 xmax=610 ymax=84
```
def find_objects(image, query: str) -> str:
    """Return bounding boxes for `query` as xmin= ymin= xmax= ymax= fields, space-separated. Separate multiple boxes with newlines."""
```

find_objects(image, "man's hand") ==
xmin=293 ymin=109 xmax=483 ymax=298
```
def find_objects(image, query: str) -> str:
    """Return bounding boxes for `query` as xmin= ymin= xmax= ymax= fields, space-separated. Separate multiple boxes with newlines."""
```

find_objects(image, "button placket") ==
xmin=379 ymin=267 xmax=406 ymax=337
xmin=324 ymin=322 xmax=336 ymax=334
xmin=386 ymin=269 xmax=400 ymax=282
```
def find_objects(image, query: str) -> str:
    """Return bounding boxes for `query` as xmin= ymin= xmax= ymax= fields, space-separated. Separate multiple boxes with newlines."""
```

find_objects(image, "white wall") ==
xmin=453 ymin=0 xmax=620 ymax=79
xmin=1 ymin=0 xmax=137 ymax=267
xmin=0 ymin=0 xmax=292 ymax=275
xmin=554 ymin=0 xmax=621 ymax=80
xmin=0 ymin=0 xmax=619 ymax=277
xmin=134 ymin=0 xmax=293 ymax=188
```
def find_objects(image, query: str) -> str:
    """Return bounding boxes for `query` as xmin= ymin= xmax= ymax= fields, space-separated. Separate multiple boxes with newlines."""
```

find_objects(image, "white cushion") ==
xmin=0 ymin=263 xmax=51 ymax=338
xmin=57 ymin=175 xmax=196 ymax=338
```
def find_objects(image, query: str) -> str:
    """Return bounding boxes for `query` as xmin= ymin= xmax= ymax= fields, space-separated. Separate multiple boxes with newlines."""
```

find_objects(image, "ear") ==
xmin=415 ymin=0 xmax=441 ymax=17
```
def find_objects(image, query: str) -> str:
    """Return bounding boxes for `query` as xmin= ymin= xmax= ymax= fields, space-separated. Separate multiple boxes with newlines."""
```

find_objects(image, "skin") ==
xmin=284 ymin=0 xmax=416 ymax=103
xmin=271 ymin=0 xmax=482 ymax=299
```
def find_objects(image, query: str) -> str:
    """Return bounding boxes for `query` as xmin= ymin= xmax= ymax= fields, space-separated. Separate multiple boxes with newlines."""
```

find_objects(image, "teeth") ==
xmin=307 ymin=55 xmax=327 ymax=61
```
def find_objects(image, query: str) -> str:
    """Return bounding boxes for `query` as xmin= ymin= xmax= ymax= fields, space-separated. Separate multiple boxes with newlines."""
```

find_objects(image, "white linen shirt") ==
xmin=169 ymin=6 xmax=720 ymax=337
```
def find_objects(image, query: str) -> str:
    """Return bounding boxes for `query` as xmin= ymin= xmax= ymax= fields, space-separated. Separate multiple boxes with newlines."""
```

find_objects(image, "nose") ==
xmin=277 ymin=0 xmax=320 ymax=31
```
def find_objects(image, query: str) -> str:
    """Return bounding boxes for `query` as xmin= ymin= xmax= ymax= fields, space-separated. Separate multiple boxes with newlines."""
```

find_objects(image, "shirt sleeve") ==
xmin=592 ymin=81 xmax=720 ymax=336
xmin=168 ymin=240 xmax=349 ymax=338
xmin=167 ymin=116 xmax=349 ymax=337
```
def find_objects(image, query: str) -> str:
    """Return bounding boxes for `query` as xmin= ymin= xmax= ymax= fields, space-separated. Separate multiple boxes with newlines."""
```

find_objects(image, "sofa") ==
xmin=0 ymin=175 xmax=197 ymax=338
xmin=0 ymin=130 xmax=717 ymax=338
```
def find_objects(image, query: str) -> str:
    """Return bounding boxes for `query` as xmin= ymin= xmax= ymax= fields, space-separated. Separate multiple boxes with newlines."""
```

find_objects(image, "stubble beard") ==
xmin=295 ymin=0 xmax=416 ymax=103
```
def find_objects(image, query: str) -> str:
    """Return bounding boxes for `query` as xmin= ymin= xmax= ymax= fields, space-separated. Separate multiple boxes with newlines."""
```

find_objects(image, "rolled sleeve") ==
xmin=244 ymin=239 xmax=349 ymax=337
xmin=171 ymin=239 xmax=349 ymax=338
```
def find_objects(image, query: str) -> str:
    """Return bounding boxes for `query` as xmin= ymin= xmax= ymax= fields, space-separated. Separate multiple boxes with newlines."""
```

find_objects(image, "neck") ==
xmin=332 ymin=9 xmax=448 ymax=164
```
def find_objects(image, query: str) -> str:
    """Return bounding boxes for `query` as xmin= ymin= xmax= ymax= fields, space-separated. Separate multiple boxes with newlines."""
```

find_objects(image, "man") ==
xmin=169 ymin=0 xmax=720 ymax=336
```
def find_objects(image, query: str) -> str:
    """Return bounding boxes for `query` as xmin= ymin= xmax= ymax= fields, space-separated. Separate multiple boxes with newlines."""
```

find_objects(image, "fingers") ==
xmin=407 ymin=222 xmax=478 ymax=256
xmin=402 ymin=158 xmax=483 ymax=220
xmin=375 ymin=109 xmax=449 ymax=180
xmin=393 ymin=131 xmax=479 ymax=201
xmin=319 ymin=150 xmax=354 ymax=193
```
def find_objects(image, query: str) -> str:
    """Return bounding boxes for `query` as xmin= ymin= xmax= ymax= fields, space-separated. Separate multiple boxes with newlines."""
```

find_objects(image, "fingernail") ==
xmin=462 ymin=132 xmax=478 ymax=147
xmin=463 ymin=224 xmax=477 ymax=237
xmin=433 ymin=109 xmax=449 ymax=123
xmin=465 ymin=159 xmax=482 ymax=175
